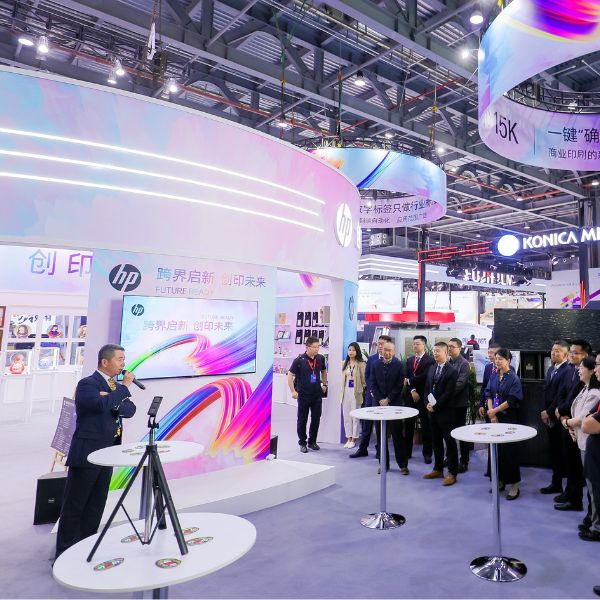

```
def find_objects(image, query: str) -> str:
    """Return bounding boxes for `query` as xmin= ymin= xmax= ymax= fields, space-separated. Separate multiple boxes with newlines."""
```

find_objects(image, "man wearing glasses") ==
xmin=288 ymin=337 xmax=328 ymax=453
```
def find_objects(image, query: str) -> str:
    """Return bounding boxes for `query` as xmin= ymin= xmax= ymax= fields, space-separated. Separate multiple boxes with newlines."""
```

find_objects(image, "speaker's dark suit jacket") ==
xmin=66 ymin=370 xmax=137 ymax=467
xmin=57 ymin=371 xmax=136 ymax=558
xmin=424 ymin=362 xmax=458 ymax=419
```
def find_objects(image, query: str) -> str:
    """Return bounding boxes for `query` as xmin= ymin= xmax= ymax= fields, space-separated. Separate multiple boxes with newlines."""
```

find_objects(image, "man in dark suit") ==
xmin=448 ymin=338 xmax=472 ymax=472
xmin=539 ymin=340 xmax=572 ymax=494
xmin=423 ymin=341 xmax=459 ymax=486
xmin=350 ymin=335 xmax=391 ymax=459
xmin=404 ymin=335 xmax=435 ymax=464
xmin=55 ymin=344 xmax=137 ymax=558
xmin=554 ymin=339 xmax=591 ymax=511
xmin=371 ymin=340 xmax=409 ymax=474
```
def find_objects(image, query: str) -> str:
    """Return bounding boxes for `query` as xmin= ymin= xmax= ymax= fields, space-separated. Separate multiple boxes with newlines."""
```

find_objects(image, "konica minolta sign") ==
xmin=496 ymin=227 xmax=600 ymax=257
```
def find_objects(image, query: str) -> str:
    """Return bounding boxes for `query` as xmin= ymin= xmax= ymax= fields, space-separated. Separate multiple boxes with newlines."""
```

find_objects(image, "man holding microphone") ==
xmin=55 ymin=344 xmax=138 ymax=558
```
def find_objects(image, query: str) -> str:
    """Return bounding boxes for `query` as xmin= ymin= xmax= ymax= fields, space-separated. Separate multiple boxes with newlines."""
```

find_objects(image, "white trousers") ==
xmin=342 ymin=386 xmax=360 ymax=438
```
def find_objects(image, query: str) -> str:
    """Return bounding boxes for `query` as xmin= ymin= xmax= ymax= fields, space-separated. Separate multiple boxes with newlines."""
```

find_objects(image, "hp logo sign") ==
xmin=109 ymin=264 xmax=142 ymax=292
xmin=335 ymin=203 xmax=353 ymax=248
xmin=131 ymin=304 xmax=145 ymax=317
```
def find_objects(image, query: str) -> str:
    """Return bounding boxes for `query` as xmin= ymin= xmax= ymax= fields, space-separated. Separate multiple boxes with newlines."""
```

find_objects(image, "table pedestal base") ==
xmin=360 ymin=511 xmax=405 ymax=529
xmin=470 ymin=556 xmax=527 ymax=582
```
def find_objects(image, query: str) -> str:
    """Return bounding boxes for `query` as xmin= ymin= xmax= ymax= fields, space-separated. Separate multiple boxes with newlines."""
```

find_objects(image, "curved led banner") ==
xmin=310 ymin=147 xmax=446 ymax=228
xmin=479 ymin=1 xmax=600 ymax=170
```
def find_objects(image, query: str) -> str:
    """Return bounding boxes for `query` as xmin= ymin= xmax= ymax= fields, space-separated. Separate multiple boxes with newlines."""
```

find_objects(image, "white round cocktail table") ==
xmin=53 ymin=512 xmax=256 ymax=597
xmin=88 ymin=440 xmax=204 ymax=467
xmin=351 ymin=405 xmax=418 ymax=530
xmin=452 ymin=423 xmax=537 ymax=582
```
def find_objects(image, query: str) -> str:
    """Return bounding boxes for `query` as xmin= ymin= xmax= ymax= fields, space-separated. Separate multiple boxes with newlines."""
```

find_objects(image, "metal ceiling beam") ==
xmin=314 ymin=0 xmax=474 ymax=80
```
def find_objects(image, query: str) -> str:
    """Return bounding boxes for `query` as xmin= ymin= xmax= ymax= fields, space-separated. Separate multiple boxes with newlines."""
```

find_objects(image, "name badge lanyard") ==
xmin=493 ymin=372 xmax=508 ymax=408
xmin=349 ymin=364 xmax=355 ymax=388
xmin=308 ymin=357 xmax=318 ymax=384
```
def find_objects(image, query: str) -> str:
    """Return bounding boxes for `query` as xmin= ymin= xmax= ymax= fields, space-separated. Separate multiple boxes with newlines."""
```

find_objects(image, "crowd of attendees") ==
xmin=334 ymin=334 xmax=600 ymax=541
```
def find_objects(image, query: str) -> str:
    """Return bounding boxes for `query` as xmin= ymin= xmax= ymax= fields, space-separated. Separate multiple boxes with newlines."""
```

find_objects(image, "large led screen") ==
xmin=120 ymin=296 xmax=258 ymax=379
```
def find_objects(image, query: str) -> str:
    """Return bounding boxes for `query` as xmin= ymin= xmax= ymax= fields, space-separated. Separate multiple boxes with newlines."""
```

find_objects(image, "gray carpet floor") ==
xmin=1 ymin=403 xmax=597 ymax=599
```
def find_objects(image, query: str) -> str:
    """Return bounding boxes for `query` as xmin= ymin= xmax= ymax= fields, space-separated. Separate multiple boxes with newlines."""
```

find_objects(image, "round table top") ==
xmin=53 ymin=512 xmax=256 ymax=593
xmin=88 ymin=441 xmax=204 ymax=467
xmin=451 ymin=423 xmax=537 ymax=444
xmin=351 ymin=406 xmax=419 ymax=421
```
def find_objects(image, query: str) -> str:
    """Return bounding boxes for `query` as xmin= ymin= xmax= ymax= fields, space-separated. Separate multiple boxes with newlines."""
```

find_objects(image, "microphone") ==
xmin=122 ymin=369 xmax=146 ymax=390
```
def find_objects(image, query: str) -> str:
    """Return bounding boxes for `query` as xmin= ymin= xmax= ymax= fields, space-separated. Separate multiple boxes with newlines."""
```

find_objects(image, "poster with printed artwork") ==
xmin=86 ymin=249 xmax=275 ymax=488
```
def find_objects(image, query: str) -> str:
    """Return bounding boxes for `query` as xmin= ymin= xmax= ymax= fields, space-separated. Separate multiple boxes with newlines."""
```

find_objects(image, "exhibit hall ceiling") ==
xmin=0 ymin=0 xmax=598 ymax=265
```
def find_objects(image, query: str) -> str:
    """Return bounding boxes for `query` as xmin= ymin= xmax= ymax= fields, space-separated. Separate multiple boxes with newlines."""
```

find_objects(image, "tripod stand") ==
xmin=86 ymin=410 xmax=188 ymax=562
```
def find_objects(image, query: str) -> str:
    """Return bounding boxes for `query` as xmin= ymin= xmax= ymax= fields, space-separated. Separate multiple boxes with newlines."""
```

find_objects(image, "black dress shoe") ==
xmin=554 ymin=501 xmax=584 ymax=511
xmin=424 ymin=456 xmax=432 ymax=465
xmin=457 ymin=462 xmax=468 ymax=474
xmin=579 ymin=529 xmax=600 ymax=542
xmin=349 ymin=449 xmax=368 ymax=458
xmin=300 ymin=445 xmax=308 ymax=453
xmin=554 ymin=493 xmax=567 ymax=503
xmin=593 ymin=585 xmax=600 ymax=597
xmin=540 ymin=485 xmax=563 ymax=494
xmin=307 ymin=442 xmax=320 ymax=451
xmin=579 ymin=523 xmax=590 ymax=532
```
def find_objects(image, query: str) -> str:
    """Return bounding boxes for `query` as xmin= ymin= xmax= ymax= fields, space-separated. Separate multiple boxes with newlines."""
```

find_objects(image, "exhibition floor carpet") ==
xmin=1 ymin=403 xmax=597 ymax=599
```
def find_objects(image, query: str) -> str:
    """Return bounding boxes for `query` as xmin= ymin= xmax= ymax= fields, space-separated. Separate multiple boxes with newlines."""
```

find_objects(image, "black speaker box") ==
xmin=33 ymin=471 xmax=67 ymax=525
xmin=269 ymin=434 xmax=278 ymax=458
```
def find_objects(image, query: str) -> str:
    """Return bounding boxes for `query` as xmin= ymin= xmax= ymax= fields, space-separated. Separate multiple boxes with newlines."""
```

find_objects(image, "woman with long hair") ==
xmin=341 ymin=342 xmax=366 ymax=449
xmin=485 ymin=348 xmax=523 ymax=500
xmin=565 ymin=356 xmax=600 ymax=540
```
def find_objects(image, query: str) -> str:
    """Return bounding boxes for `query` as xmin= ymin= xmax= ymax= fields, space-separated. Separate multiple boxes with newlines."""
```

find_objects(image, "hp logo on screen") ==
xmin=131 ymin=304 xmax=145 ymax=317
xmin=109 ymin=264 xmax=142 ymax=292
xmin=335 ymin=203 xmax=353 ymax=248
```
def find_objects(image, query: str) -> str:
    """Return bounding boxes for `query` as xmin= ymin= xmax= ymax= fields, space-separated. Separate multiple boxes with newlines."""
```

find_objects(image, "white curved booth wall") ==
xmin=0 ymin=67 xmax=360 ymax=281
xmin=0 ymin=67 xmax=360 ymax=464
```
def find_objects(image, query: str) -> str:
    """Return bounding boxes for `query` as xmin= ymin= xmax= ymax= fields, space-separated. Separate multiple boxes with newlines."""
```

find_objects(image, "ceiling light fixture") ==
xmin=568 ymin=100 xmax=578 ymax=111
xmin=107 ymin=68 xmax=117 ymax=85
xmin=437 ymin=146 xmax=445 ymax=155
xmin=36 ymin=35 xmax=49 ymax=54
xmin=524 ymin=223 xmax=530 ymax=230
xmin=276 ymin=119 xmax=291 ymax=129
xmin=470 ymin=9 xmax=484 ymax=25
xmin=18 ymin=35 xmax=34 ymax=47
xmin=456 ymin=206 xmax=463 ymax=213
xmin=460 ymin=48 xmax=470 ymax=60
xmin=384 ymin=132 xmax=394 ymax=139
xmin=592 ymin=179 xmax=599 ymax=186
xmin=355 ymin=70 xmax=367 ymax=88
xmin=167 ymin=78 xmax=179 ymax=94
xmin=114 ymin=58 xmax=125 ymax=77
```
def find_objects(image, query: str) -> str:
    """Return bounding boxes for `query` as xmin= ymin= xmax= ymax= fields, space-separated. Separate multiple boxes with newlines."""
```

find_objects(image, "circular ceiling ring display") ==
xmin=479 ymin=0 xmax=600 ymax=170
xmin=310 ymin=147 xmax=446 ymax=229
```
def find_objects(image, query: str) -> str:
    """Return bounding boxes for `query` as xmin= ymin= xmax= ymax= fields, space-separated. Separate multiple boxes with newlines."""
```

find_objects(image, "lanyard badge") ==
xmin=308 ymin=357 xmax=317 ymax=384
